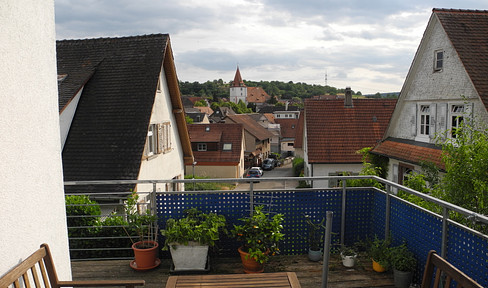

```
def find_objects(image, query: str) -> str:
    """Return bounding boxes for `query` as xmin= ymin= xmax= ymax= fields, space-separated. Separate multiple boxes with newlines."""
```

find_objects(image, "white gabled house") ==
xmin=372 ymin=9 xmax=488 ymax=185
xmin=58 ymin=34 xmax=193 ymax=195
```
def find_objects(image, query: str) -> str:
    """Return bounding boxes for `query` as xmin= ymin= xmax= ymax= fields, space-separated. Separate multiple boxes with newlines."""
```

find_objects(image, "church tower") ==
xmin=229 ymin=66 xmax=247 ymax=104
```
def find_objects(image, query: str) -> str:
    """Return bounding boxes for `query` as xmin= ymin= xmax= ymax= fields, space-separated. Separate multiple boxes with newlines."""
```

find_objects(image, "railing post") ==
xmin=321 ymin=211 xmax=333 ymax=288
xmin=341 ymin=179 xmax=346 ymax=246
xmin=152 ymin=183 xmax=158 ymax=240
xmin=249 ymin=181 xmax=254 ymax=216
xmin=385 ymin=184 xmax=391 ymax=240
xmin=441 ymin=207 xmax=448 ymax=258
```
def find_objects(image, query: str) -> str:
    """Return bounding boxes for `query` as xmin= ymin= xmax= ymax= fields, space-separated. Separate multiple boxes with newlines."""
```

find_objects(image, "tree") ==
xmin=397 ymin=120 xmax=488 ymax=233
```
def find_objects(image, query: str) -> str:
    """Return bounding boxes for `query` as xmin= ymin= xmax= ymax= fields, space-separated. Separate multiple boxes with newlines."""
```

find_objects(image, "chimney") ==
xmin=285 ymin=101 xmax=289 ymax=111
xmin=344 ymin=87 xmax=353 ymax=107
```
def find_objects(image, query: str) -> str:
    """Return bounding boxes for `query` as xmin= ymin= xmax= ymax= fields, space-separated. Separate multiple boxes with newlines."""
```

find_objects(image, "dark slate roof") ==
xmin=305 ymin=99 xmax=396 ymax=163
xmin=58 ymin=34 xmax=167 ymax=181
xmin=434 ymin=9 xmax=488 ymax=110
xmin=371 ymin=137 xmax=445 ymax=170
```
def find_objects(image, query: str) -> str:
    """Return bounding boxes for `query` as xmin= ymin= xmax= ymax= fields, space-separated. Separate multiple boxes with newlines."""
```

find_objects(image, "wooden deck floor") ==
xmin=71 ymin=254 xmax=395 ymax=288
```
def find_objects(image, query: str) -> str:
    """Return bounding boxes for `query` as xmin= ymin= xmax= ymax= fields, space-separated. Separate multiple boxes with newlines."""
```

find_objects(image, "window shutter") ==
xmin=429 ymin=103 xmax=436 ymax=139
xmin=437 ymin=103 xmax=448 ymax=140
xmin=157 ymin=123 xmax=164 ymax=154
xmin=464 ymin=102 xmax=474 ymax=126
xmin=167 ymin=122 xmax=172 ymax=152
xmin=411 ymin=103 xmax=417 ymax=137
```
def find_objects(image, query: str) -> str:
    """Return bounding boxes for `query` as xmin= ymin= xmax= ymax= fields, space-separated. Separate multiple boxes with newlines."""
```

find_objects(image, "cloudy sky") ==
xmin=55 ymin=0 xmax=487 ymax=94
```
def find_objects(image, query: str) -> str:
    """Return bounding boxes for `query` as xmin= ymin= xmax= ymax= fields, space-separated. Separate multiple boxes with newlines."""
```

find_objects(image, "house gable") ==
xmin=385 ymin=9 xmax=488 ymax=145
xmin=58 ymin=34 xmax=193 ymax=184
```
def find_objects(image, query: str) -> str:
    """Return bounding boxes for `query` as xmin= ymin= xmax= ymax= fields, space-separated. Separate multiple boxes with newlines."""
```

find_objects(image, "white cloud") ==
xmin=55 ymin=0 xmax=488 ymax=94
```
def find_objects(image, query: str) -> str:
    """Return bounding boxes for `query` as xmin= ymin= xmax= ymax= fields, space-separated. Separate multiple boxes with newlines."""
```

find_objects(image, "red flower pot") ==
xmin=238 ymin=246 xmax=266 ymax=273
xmin=132 ymin=241 xmax=159 ymax=269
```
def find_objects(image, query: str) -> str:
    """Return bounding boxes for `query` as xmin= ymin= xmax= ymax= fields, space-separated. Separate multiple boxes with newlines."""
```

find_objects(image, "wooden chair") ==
xmin=421 ymin=250 xmax=482 ymax=288
xmin=0 ymin=243 xmax=145 ymax=288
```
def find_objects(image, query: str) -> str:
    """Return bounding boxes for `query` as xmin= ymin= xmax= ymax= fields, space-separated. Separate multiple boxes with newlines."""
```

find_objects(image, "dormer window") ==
xmin=434 ymin=50 xmax=443 ymax=72
xmin=197 ymin=143 xmax=207 ymax=151
xmin=223 ymin=143 xmax=232 ymax=151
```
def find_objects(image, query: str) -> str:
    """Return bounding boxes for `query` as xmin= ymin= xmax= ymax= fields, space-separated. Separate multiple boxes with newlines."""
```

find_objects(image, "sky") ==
xmin=55 ymin=1 xmax=487 ymax=95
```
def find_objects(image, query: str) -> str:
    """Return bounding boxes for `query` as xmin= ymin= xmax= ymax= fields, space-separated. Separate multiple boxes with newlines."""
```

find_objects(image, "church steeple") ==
xmin=232 ymin=66 xmax=246 ymax=87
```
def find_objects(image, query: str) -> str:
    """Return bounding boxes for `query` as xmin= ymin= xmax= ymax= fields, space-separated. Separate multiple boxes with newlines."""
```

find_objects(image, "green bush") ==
xmin=292 ymin=157 xmax=304 ymax=177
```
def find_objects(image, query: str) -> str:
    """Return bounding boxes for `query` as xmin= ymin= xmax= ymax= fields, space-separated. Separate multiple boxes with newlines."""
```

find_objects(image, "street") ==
xmin=236 ymin=159 xmax=299 ymax=190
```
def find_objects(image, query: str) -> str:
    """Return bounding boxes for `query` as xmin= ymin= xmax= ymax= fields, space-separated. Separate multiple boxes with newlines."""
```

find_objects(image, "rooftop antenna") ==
xmin=324 ymin=68 xmax=328 ymax=87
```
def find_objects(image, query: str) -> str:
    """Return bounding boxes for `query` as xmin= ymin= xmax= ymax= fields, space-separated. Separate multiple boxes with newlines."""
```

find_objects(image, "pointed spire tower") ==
xmin=229 ymin=65 xmax=248 ymax=104
xmin=232 ymin=66 xmax=246 ymax=87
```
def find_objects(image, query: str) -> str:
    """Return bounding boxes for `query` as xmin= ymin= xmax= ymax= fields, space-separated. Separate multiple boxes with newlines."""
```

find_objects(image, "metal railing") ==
xmin=64 ymin=175 xmax=488 ymax=285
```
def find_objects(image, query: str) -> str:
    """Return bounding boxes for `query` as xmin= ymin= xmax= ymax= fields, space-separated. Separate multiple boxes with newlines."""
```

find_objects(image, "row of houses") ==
xmin=4 ymin=3 xmax=488 ymax=279
xmin=184 ymin=8 xmax=488 ymax=186
xmin=56 ymin=8 xmax=488 ymax=190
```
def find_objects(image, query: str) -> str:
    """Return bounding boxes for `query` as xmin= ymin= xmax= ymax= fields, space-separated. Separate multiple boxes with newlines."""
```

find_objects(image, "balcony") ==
xmin=65 ymin=176 xmax=488 ymax=288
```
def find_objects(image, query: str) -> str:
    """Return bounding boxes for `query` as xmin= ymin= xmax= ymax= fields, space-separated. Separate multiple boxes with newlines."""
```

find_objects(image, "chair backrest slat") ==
xmin=38 ymin=259 xmax=51 ymax=288
xmin=31 ymin=265 xmax=42 ymax=288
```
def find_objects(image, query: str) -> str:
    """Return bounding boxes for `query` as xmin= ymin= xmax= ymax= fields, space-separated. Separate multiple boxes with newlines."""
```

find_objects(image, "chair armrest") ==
xmin=57 ymin=280 xmax=145 ymax=287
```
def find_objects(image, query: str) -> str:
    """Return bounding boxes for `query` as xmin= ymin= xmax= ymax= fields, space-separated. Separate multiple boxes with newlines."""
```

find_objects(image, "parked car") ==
xmin=246 ymin=170 xmax=262 ymax=178
xmin=249 ymin=167 xmax=263 ymax=176
xmin=262 ymin=158 xmax=275 ymax=171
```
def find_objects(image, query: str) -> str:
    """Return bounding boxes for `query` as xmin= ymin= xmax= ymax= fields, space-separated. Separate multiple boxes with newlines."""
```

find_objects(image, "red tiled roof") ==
xmin=225 ymin=114 xmax=274 ymax=141
xmin=372 ymin=138 xmax=445 ymax=170
xmin=434 ymin=9 xmax=488 ymax=111
xmin=247 ymin=87 xmax=271 ymax=103
xmin=263 ymin=113 xmax=275 ymax=123
xmin=305 ymin=99 xmax=396 ymax=163
xmin=294 ymin=113 xmax=304 ymax=148
xmin=275 ymin=118 xmax=298 ymax=139
xmin=195 ymin=106 xmax=214 ymax=115
xmin=188 ymin=123 xmax=243 ymax=164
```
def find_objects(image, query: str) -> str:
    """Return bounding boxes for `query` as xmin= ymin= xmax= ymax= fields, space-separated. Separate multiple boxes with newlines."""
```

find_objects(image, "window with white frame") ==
xmin=197 ymin=143 xmax=207 ymax=151
xmin=145 ymin=121 xmax=172 ymax=158
xmin=419 ymin=105 xmax=430 ymax=136
xmin=434 ymin=50 xmax=443 ymax=72
xmin=450 ymin=104 xmax=464 ymax=138
xmin=223 ymin=143 xmax=232 ymax=151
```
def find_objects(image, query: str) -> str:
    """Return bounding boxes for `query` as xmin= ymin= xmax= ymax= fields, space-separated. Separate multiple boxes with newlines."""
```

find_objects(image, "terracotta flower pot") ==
xmin=238 ymin=246 xmax=265 ymax=273
xmin=132 ymin=241 xmax=159 ymax=269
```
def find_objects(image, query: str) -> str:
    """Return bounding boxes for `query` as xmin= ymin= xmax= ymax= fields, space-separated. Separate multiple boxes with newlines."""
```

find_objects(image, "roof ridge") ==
xmin=57 ymin=33 xmax=168 ymax=43
xmin=433 ymin=8 xmax=488 ymax=15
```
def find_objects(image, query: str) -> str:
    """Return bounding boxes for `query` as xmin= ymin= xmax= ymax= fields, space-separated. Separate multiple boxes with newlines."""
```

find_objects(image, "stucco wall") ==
xmin=310 ymin=163 xmax=363 ymax=188
xmin=0 ymin=0 xmax=71 ymax=279
xmin=137 ymin=68 xmax=185 ymax=192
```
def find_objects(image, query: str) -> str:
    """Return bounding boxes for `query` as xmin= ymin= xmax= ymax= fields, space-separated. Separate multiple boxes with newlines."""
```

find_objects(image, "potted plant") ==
xmin=390 ymin=243 xmax=417 ymax=288
xmin=124 ymin=191 xmax=159 ymax=270
xmin=340 ymin=246 xmax=358 ymax=267
xmin=303 ymin=214 xmax=325 ymax=261
xmin=161 ymin=208 xmax=227 ymax=271
xmin=232 ymin=206 xmax=284 ymax=273
xmin=367 ymin=235 xmax=391 ymax=272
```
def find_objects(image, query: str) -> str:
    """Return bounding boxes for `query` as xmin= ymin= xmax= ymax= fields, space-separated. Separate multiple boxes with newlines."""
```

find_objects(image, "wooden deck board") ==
xmin=71 ymin=254 xmax=395 ymax=288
